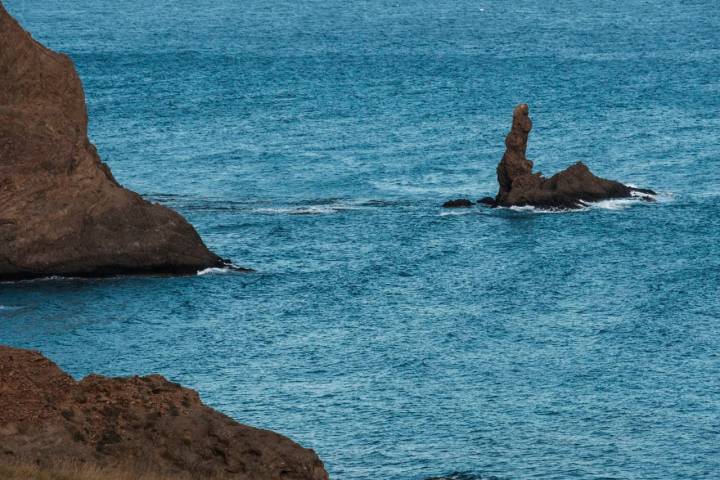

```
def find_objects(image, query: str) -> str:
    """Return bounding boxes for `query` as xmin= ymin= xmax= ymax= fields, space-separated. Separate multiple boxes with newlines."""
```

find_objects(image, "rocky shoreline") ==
xmin=0 ymin=345 xmax=328 ymax=480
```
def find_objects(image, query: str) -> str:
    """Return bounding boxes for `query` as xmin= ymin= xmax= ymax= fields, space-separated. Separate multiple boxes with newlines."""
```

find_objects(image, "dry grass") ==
xmin=0 ymin=462 xmax=214 ymax=480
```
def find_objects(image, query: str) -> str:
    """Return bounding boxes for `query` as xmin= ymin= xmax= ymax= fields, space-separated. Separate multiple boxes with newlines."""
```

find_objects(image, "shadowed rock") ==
xmin=442 ymin=199 xmax=474 ymax=208
xmin=0 ymin=2 xmax=234 ymax=280
xmin=491 ymin=104 xmax=655 ymax=209
xmin=0 ymin=345 xmax=328 ymax=480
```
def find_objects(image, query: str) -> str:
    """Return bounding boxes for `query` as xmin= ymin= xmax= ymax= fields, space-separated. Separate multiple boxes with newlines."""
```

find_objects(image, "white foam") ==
xmin=506 ymin=205 xmax=580 ymax=214
xmin=499 ymin=189 xmax=668 ymax=214
xmin=630 ymin=190 xmax=658 ymax=200
xmin=439 ymin=209 xmax=475 ymax=216
xmin=253 ymin=204 xmax=361 ymax=215
xmin=197 ymin=267 xmax=235 ymax=276
xmin=588 ymin=198 xmax=638 ymax=210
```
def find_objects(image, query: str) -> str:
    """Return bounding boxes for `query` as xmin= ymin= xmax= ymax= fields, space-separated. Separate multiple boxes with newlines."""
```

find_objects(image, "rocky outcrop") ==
xmin=442 ymin=199 xmax=474 ymax=208
xmin=492 ymin=104 xmax=654 ymax=209
xmin=442 ymin=104 xmax=655 ymax=210
xmin=0 ymin=345 xmax=329 ymax=480
xmin=0 ymin=2 xmax=230 ymax=280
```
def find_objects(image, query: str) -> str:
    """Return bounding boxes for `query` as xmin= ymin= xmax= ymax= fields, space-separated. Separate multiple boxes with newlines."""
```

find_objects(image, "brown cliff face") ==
xmin=493 ymin=104 xmax=654 ymax=209
xmin=0 ymin=2 xmax=226 ymax=280
xmin=0 ymin=345 xmax=329 ymax=480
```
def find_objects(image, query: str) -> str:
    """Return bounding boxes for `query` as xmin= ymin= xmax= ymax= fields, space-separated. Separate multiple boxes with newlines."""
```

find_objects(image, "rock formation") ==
xmin=442 ymin=104 xmax=655 ymax=209
xmin=493 ymin=104 xmax=655 ymax=209
xmin=442 ymin=199 xmax=474 ymax=208
xmin=0 ymin=2 xmax=230 ymax=280
xmin=0 ymin=345 xmax=328 ymax=480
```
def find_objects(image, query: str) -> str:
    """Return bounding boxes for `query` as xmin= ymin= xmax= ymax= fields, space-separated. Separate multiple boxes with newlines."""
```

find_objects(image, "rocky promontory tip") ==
xmin=0 ymin=345 xmax=328 ymax=480
xmin=0 ymin=2 xmax=230 ymax=280
xmin=443 ymin=104 xmax=655 ymax=210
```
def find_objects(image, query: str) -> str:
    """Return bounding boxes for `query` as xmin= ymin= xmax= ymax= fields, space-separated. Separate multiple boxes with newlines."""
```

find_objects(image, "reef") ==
xmin=0 ymin=345 xmax=329 ymax=480
xmin=0 ymin=2 xmax=230 ymax=280
xmin=443 ymin=104 xmax=655 ymax=210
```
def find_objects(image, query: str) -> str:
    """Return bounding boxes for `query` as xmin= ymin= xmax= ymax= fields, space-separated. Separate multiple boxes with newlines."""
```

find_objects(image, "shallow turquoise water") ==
xmin=2 ymin=1 xmax=720 ymax=478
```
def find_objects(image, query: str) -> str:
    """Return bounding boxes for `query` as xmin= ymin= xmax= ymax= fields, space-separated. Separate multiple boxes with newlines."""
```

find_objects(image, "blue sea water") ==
xmin=2 ymin=0 xmax=720 ymax=478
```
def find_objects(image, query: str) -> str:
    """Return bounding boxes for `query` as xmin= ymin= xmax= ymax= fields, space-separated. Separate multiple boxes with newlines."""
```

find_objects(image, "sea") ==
xmin=2 ymin=1 xmax=720 ymax=478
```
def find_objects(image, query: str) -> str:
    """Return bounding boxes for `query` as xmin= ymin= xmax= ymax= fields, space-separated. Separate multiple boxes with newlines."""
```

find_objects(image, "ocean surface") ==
xmin=2 ymin=1 xmax=720 ymax=478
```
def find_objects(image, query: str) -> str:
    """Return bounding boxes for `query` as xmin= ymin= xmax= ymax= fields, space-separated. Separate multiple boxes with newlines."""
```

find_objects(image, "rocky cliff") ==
xmin=0 ymin=345 xmax=328 ymax=480
xmin=0 ymin=2 xmax=227 ymax=280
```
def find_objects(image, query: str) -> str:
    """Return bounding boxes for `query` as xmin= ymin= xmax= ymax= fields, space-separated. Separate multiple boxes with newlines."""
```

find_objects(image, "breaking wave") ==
xmin=501 ymin=190 xmax=669 ymax=214
xmin=197 ymin=267 xmax=236 ymax=276
xmin=197 ymin=262 xmax=254 ymax=276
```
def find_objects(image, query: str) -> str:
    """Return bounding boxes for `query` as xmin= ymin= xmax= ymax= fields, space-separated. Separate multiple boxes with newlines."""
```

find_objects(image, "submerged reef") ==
xmin=443 ymin=104 xmax=655 ymax=210
xmin=0 ymin=345 xmax=328 ymax=480
xmin=0 ymin=2 xmax=231 ymax=280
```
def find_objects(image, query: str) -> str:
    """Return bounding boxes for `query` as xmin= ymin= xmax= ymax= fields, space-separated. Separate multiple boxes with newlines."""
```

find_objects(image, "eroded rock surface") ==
xmin=0 ymin=2 xmax=227 ymax=280
xmin=493 ymin=104 xmax=654 ymax=209
xmin=0 ymin=345 xmax=328 ymax=480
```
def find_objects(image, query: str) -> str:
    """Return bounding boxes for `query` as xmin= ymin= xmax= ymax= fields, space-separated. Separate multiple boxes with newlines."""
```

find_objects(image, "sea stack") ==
xmin=492 ymin=103 xmax=654 ymax=209
xmin=441 ymin=104 xmax=655 ymax=209
xmin=0 ymin=345 xmax=329 ymax=480
xmin=0 ymin=2 xmax=228 ymax=280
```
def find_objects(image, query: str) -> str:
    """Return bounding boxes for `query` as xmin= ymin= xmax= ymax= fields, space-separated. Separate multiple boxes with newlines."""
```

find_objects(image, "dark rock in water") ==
xmin=218 ymin=258 xmax=256 ymax=273
xmin=0 ymin=2 xmax=232 ymax=280
xmin=630 ymin=187 xmax=658 ymax=201
xmin=0 ymin=345 xmax=328 ymax=480
xmin=477 ymin=197 xmax=496 ymax=207
xmin=631 ymin=187 xmax=657 ymax=196
xmin=493 ymin=104 xmax=655 ymax=209
xmin=442 ymin=199 xmax=474 ymax=208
